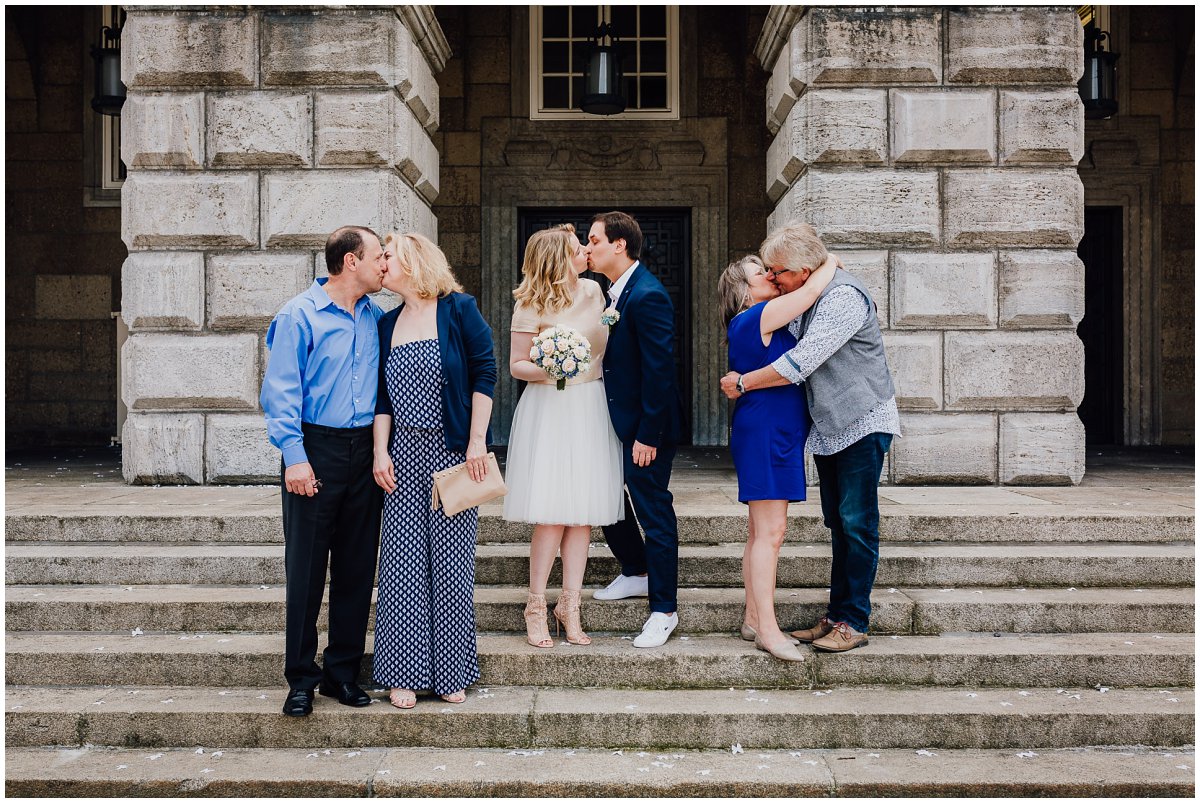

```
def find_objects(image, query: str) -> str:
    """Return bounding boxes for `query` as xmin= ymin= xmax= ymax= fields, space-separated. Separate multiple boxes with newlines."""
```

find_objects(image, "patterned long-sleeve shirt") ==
xmin=769 ymin=286 xmax=901 ymax=456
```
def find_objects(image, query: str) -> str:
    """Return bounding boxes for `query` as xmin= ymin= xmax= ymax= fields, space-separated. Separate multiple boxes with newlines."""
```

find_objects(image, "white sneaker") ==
xmin=632 ymin=612 xmax=678 ymax=648
xmin=593 ymin=574 xmax=649 ymax=600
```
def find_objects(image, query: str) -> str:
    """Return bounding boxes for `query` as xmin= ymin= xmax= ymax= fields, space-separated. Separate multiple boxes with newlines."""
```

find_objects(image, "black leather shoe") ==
xmin=282 ymin=687 xmax=314 ymax=717
xmin=318 ymin=680 xmax=371 ymax=707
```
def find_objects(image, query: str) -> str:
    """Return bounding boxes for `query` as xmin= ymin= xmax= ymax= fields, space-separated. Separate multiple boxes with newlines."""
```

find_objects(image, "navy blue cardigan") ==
xmin=375 ymin=292 xmax=497 ymax=451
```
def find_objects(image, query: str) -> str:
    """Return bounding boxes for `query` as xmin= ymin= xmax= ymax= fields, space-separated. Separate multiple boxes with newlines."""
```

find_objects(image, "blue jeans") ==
xmin=812 ymin=432 xmax=892 ymax=633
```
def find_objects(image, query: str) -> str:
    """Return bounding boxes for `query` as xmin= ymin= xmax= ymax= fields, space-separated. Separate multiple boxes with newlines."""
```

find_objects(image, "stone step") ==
xmin=7 ymin=585 xmax=1192 ymax=636
xmin=7 ymin=505 xmax=1194 ymax=545
xmin=6 ymin=542 xmax=1193 ymax=588
xmin=6 ymin=685 xmax=1193 ymax=750
xmin=6 ymin=632 xmax=1193 ymax=690
xmin=5 ymin=745 xmax=1194 ymax=797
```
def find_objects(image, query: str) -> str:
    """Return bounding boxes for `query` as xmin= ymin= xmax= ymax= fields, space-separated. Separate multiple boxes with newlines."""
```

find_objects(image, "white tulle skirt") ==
xmin=503 ymin=379 xmax=625 ymax=526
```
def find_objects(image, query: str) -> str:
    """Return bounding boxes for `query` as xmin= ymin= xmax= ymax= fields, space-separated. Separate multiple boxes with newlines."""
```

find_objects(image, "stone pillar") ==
xmin=120 ymin=7 xmax=447 ymax=483
xmin=758 ymin=7 xmax=1086 ymax=485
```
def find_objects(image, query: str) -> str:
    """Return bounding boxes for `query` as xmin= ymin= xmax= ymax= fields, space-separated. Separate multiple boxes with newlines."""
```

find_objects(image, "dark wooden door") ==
xmin=1077 ymin=206 xmax=1124 ymax=445
xmin=517 ymin=208 xmax=692 ymax=442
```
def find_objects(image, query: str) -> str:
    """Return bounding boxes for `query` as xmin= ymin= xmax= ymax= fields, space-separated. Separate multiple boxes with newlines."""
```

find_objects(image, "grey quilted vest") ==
xmin=796 ymin=268 xmax=896 ymax=434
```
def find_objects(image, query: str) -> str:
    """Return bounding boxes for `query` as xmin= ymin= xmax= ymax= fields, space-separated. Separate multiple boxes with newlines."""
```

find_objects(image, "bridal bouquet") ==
xmin=530 ymin=325 xmax=592 ymax=390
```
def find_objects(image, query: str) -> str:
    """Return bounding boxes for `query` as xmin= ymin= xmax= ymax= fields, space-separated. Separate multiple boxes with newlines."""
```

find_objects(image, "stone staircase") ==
xmin=4 ymin=474 xmax=1196 ymax=796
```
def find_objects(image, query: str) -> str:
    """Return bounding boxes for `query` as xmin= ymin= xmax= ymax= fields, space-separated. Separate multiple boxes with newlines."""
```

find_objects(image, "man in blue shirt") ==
xmin=261 ymin=225 xmax=387 ymax=717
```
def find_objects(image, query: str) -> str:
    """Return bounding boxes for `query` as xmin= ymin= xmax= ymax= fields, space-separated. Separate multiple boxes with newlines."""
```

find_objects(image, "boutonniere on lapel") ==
xmin=600 ymin=307 xmax=620 ymax=328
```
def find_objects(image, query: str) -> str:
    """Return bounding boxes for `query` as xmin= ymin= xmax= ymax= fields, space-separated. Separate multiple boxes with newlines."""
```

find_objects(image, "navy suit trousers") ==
xmin=602 ymin=443 xmax=679 ymax=613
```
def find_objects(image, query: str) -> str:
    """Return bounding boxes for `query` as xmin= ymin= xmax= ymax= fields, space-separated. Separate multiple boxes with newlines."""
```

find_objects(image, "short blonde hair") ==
xmin=513 ymin=224 xmax=578 ymax=316
xmin=717 ymin=254 xmax=764 ymax=330
xmin=384 ymin=232 xmax=463 ymax=299
xmin=760 ymin=222 xmax=828 ymax=275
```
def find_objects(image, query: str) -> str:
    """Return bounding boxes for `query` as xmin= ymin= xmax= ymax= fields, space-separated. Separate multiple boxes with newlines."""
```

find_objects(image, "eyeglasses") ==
xmin=766 ymin=267 xmax=791 ymax=278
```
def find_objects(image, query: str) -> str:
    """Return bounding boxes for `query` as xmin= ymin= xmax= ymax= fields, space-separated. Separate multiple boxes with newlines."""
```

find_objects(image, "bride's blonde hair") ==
xmin=513 ymin=224 xmax=578 ymax=316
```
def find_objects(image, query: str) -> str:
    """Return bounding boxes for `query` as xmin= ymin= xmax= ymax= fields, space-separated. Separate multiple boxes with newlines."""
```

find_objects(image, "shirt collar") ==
xmin=607 ymin=260 xmax=640 ymax=302
xmin=307 ymin=277 xmax=374 ymax=315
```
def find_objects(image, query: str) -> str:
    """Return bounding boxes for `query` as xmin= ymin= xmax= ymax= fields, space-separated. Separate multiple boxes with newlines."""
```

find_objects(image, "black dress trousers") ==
xmin=281 ymin=423 xmax=382 ymax=690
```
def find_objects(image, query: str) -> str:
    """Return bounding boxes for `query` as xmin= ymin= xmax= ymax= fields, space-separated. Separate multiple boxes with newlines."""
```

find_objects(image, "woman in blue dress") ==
xmin=718 ymin=249 xmax=836 ymax=662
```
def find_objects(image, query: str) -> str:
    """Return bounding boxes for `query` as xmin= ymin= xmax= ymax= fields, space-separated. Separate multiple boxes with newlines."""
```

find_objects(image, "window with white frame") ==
xmin=530 ymin=5 xmax=679 ymax=120
xmin=100 ymin=5 xmax=125 ymax=191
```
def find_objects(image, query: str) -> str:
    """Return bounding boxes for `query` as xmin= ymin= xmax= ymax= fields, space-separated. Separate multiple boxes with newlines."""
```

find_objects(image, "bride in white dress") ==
xmin=504 ymin=224 xmax=623 ymax=649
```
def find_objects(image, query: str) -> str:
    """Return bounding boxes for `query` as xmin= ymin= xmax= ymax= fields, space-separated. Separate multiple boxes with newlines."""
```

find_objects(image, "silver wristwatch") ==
xmin=736 ymin=375 xmax=746 ymax=395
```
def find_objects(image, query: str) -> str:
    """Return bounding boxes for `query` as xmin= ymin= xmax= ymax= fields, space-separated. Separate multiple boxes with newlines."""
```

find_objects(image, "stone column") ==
xmin=759 ymin=7 xmax=1086 ymax=485
xmin=120 ymin=7 xmax=446 ymax=483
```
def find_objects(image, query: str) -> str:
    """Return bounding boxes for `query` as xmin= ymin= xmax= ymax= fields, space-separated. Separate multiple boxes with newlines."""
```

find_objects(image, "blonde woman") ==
xmin=505 ymin=224 xmax=624 ymax=648
xmin=717 ymin=245 xmax=836 ymax=662
xmin=371 ymin=232 xmax=497 ymax=708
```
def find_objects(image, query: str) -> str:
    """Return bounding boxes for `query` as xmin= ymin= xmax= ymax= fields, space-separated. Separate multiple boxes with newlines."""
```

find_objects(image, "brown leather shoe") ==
xmin=811 ymin=621 xmax=869 ymax=652
xmin=790 ymin=616 xmax=834 ymax=643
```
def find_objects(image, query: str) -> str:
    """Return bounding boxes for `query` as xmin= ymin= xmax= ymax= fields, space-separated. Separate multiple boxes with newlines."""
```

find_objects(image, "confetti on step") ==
xmin=625 ymin=704 xmax=639 ymax=709
xmin=322 ymin=750 xmax=331 ymax=756
xmin=803 ymin=760 xmax=819 ymax=766
xmin=867 ymin=753 xmax=880 ymax=758
xmin=637 ymin=767 xmax=649 ymax=773
xmin=1096 ymin=686 xmax=1109 ymax=693
xmin=890 ymin=636 xmax=899 ymax=640
xmin=160 ymin=699 xmax=174 ymax=704
xmin=680 ymin=636 xmax=689 ymax=641
xmin=377 ymin=770 xmax=390 ymax=776
xmin=201 ymin=768 xmax=213 ymax=774
xmin=1016 ymin=751 xmax=1038 ymax=758
xmin=999 ymin=702 xmax=1014 ymax=707
xmin=479 ymin=693 xmax=495 ymax=699
xmin=212 ymin=752 xmax=223 ymax=758
xmin=612 ymin=750 xmax=624 ymax=756
xmin=306 ymin=753 xmax=318 ymax=759
xmin=179 ymin=636 xmax=191 ymax=641
xmin=652 ymin=762 xmax=675 ymax=768
xmin=915 ymin=750 xmax=936 ymax=757
xmin=147 ymin=754 xmax=163 ymax=761
xmin=195 ymin=748 xmax=205 ymax=754
xmin=757 ymin=764 xmax=770 ymax=770
xmin=116 ymin=765 xmax=127 ymax=770
xmin=1067 ymin=587 xmax=1076 ymax=592
xmin=347 ymin=752 xmax=361 ymax=758
xmin=257 ymin=695 xmax=268 ymax=700
xmin=789 ymin=752 xmax=804 ymax=757
xmin=696 ymin=770 xmax=711 ymax=776
xmin=131 ymin=628 xmax=144 ymax=637
xmin=731 ymin=744 xmax=744 ymax=754
xmin=474 ymin=761 xmax=486 ymax=767
xmin=218 ymin=639 xmax=231 ymax=644
xmin=94 ymin=646 xmax=106 ymax=652
xmin=973 ymin=590 xmax=984 ymax=594
xmin=887 ymin=588 xmax=897 ymax=594
xmin=1177 ymin=765 xmax=1191 ymax=771
xmin=1018 ymin=691 xmax=1032 ymax=696
xmin=812 ymin=691 xmax=829 ymax=696
xmin=260 ymin=586 xmax=270 ymax=590
xmin=1124 ymin=641 xmax=1135 ymax=645
xmin=434 ymin=765 xmax=446 ymax=771
xmin=1067 ymin=694 xmax=1081 ymax=700
xmin=218 ymin=691 xmax=230 ymax=696
xmin=508 ymin=750 xmax=544 ymax=757
xmin=1167 ymin=698 xmax=1179 ymax=702
xmin=637 ymin=752 xmax=650 ymax=758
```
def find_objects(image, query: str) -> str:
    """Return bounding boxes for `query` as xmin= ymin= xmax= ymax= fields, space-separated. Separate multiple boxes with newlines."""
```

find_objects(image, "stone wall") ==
xmin=6 ymin=7 xmax=126 ymax=447
xmin=761 ymin=7 xmax=1087 ymax=484
xmin=119 ymin=6 xmax=444 ymax=483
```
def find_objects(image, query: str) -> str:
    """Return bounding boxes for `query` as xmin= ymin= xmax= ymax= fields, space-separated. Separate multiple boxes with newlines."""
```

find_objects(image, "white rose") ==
xmin=529 ymin=346 xmax=540 ymax=360
xmin=562 ymin=358 xmax=577 ymax=373
xmin=555 ymin=338 xmax=568 ymax=351
xmin=541 ymin=356 xmax=555 ymax=368
xmin=573 ymin=346 xmax=588 ymax=360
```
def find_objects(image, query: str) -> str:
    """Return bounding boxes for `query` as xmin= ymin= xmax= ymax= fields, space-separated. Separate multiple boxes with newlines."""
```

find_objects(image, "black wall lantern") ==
xmin=1079 ymin=26 xmax=1119 ymax=120
xmin=581 ymin=22 xmax=626 ymax=116
xmin=91 ymin=14 xmax=126 ymax=116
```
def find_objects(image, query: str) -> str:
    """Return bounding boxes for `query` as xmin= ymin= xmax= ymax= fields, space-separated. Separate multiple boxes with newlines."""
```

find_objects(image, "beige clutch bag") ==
xmin=430 ymin=452 xmax=507 ymax=517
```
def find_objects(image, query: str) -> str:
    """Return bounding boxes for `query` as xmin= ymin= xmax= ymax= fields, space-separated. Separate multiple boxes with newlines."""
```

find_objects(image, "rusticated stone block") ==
xmin=208 ymin=253 xmax=312 ymax=330
xmin=883 ymin=332 xmax=942 ymax=410
xmin=766 ymin=24 xmax=802 ymax=135
xmin=262 ymin=170 xmax=396 ymax=249
xmin=999 ymin=250 xmax=1084 ymax=328
xmin=121 ymin=93 xmax=203 ymax=168
xmin=122 ymin=252 xmax=204 ymax=330
xmin=773 ymin=170 xmax=940 ymax=247
xmin=767 ymin=89 xmax=887 ymax=201
xmin=123 ymin=172 xmax=258 ymax=249
xmin=891 ymin=89 xmax=996 ymax=164
xmin=122 ymin=12 xmax=256 ymax=87
xmin=206 ymin=414 xmax=279 ymax=483
xmin=797 ymin=8 xmax=941 ymax=86
xmin=397 ymin=183 xmax=438 ymax=241
xmin=396 ymin=103 xmax=440 ymax=203
xmin=207 ymin=92 xmax=311 ymax=167
xmin=35 ymin=275 xmax=113 ymax=321
xmin=892 ymin=252 xmax=996 ymax=329
xmin=947 ymin=8 xmax=1083 ymax=84
xmin=840 ymin=249 xmax=889 ymax=327
xmin=1000 ymin=89 xmax=1085 ymax=165
xmin=263 ymin=12 xmax=396 ymax=86
xmin=944 ymin=169 xmax=1083 ymax=248
xmin=396 ymin=19 xmax=440 ymax=132
xmin=122 ymin=413 xmax=204 ymax=484
xmin=891 ymin=413 xmax=997 ymax=485
xmin=124 ymin=333 xmax=259 ymax=410
xmin=945 ymin=331 xmax=1083 ymax=410
xmin=1000 ymin=412 xmax=1085 ymax=485
xmin=315 ymin=91 xmax=393 ymax=166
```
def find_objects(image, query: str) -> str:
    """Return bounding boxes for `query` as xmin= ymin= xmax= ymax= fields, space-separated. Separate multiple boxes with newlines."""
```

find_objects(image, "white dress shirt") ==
xmin=606 ymin=260 xmax=640 ymax=304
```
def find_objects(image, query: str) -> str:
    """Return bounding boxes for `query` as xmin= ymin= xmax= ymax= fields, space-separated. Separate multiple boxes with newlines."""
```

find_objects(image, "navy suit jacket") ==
xmin=375 ymin=292 xmax=497 ymax=452
xmin=601 ymin=265 xmax=686 ymax=448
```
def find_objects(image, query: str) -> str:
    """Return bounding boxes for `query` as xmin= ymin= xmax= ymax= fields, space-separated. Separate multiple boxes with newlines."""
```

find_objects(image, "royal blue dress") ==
xmin=728 ymin=302 xmax=809 ymax=503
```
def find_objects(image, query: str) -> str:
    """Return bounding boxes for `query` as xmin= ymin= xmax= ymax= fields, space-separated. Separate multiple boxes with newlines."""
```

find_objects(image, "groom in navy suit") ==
xmin=586 ymin=211 xmax=687 ymax=648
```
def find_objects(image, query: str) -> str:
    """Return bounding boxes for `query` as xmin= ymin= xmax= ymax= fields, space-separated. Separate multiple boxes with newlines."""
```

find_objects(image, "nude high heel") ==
xmin=524 ymin=592 xmax=553 ymax=648
xmin=552 ymin=589 xmax=592 ymax=645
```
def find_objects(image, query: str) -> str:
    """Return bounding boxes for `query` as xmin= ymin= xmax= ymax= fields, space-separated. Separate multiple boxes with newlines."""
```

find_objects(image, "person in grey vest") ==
xmin=720 ymin=222 xmax=900 ymax=652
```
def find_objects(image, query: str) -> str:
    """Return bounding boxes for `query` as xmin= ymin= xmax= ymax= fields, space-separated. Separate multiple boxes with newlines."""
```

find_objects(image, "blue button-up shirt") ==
xmin=260 ymin=278 xmax=381 ymax=467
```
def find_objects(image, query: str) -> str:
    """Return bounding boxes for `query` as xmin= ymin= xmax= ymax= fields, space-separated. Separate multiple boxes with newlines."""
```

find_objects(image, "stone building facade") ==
xmin=4 ymin=5 xmax=1194 ymax=485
